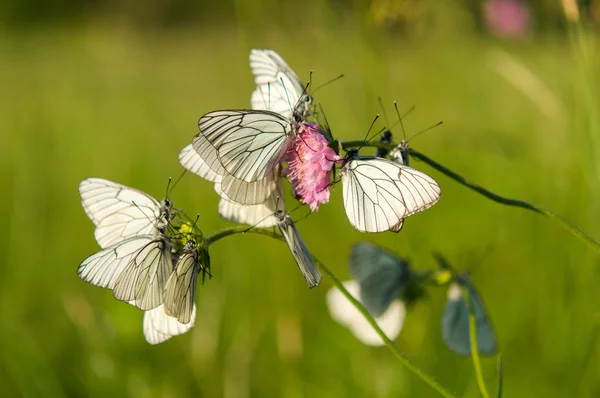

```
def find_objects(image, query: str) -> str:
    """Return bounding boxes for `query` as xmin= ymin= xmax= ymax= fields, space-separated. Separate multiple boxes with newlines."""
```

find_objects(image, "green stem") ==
xmin=463 ymin=288 xmax=490 ymax=398
xmin=496 ymin=356 xmax=503 ymax=398
xmin=340 ymin=141 xmax=600 ymax=253
xmin=206 ymin=227 xmax=456 ymax=398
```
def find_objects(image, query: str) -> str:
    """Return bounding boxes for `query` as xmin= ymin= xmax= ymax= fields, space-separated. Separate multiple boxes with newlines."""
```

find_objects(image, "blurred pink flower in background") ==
xmin=483 ymin=0 xmax=531 ymax=38
xmin=285 ymin=123 xmax=342 ymax=211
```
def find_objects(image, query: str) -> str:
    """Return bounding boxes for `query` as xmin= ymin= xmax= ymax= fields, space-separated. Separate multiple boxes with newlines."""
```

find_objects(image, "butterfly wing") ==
xmin=178 ymin=143 xmax=222 ymax=183
xmin=217 ymin=180 xmax=284 ymax=228
xmin=349 ymin=242 xmax=409 ymax=317
xmin=197 ymin=110 xmax=292 ymax=182
xmin=218 ymin=167 xmax=279 ymax=205
xmin=112 ymin=236 xmax=173 ymax=310
xmin=277 ymin=215 xmax=321 ymax=288
xmin=341 ymin=157 xmax=440 ymax=233
xmin=78 ymin=235 xmax=154 ymax=289
xmin=79 ymin=178 xmax=163 ymax=248
xmin=143 ymin=304 xmax=196 ymax=345
xmin=163 ymin=247 xmax=199 ymax=324
xmin=249 ymin=49 xmax=305 ymax=119
xmin=441 ymin=282 xmax=497 ymax=356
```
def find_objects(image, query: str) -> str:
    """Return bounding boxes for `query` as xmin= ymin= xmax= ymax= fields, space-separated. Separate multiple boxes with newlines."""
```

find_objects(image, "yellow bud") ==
xmin=432 ymin=270 xmax=453 ymax=286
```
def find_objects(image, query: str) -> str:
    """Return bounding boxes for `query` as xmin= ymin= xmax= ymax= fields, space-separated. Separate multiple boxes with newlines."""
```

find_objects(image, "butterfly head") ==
xmin=162 ymin=198 xmax=173 ymax=210
xmin=274 ymin=209 xmax=286 ymax=221
xmin=341 ymin=148 xmax=359 ymax=167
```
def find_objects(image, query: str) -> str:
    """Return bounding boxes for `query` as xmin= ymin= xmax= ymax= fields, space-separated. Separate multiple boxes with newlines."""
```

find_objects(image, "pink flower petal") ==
xmin=285 ymin=122 xmax=342 ymax=211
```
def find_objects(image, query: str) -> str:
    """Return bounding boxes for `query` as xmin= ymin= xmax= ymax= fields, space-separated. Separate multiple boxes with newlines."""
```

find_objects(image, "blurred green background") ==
xmin=2 ymin=0 xmax=600 ymax=396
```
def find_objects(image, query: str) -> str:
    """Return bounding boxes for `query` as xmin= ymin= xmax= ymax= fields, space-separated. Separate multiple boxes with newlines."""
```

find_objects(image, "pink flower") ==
xmin=483 ymin=0 xmax=530 ymax=38
xmin=285 ymin=122 xmax=342 ymax=211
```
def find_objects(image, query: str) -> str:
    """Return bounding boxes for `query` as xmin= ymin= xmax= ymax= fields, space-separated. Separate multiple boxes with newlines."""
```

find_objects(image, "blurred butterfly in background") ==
xmin=434 ymin=253 xmax=497 ymax=356
xmin=442 ymin=276 xmax=497 ymax=356
xmin=326 ymin=242 xmax=423 ymax=346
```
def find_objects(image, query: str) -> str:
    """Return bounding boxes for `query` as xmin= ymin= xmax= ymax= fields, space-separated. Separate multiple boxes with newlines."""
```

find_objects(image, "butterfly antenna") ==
xmin=312 ymin=74 xmax=344 ymax=94
xmin=293 ymin=206 xmax=313 ymax=224
xmin=393 ymin=101 xmax=408 ymax=143
xmin=318 ymin=103 xmax=332 ymax=133
xmin=308 ymin=70 xmax=313 ymax=95
xmin=168 ymin=170 xmax=187 ymax=197
xmin=165 ymin=177 xmax=172 ymax=199
xmin=356 ymin=114 xmax=380 ymax=152
xmin=287 ymin=202 xmax=304 ymax=217
xmin=376 ymin=104 xmax=416 ymax=136
xmin=318 ymin=103 xmax=337 ymax=144
xmin=403 ymin=105 xmax=416 ymax=119
xmin=292 ymin=81 xmax=311 ymax=114
xmin=190 ymin=213 xmax=200 ymax=232
xmin=407 ymin=121 xmax=444 ymax=143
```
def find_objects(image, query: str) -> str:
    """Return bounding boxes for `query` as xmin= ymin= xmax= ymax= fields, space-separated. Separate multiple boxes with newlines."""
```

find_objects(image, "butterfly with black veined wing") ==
xmin=249 ymin=49 xmax=312 ymax=120
xmin=195 ymin=109 xmax=295 ymax=184
xmin=78 ymin=178 xmax=176 ymax=311
xmin=273 ymin=209 xmax=321 ymax=288
xmin=163 ymin=237 xmax=210 ymax=324
xmin=191 ymin=49 xmax=313 ymax=185
xmin=181 ymin=49 xmax=310 ymax=203
xmin=339 ymin=148 xmax=441 ymax=233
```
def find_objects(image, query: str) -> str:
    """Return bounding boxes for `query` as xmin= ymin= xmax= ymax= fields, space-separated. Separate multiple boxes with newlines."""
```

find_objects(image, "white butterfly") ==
xmin=181 ymin=50 xmax=310 ymax=204
xmin=249 ymin=49 xmax=312 ymax=120
xmin=274 ymin=210 xmax=321 ymax=288
xmin=79 ymin=178 xmax=172 ymax=248
xmin=339 ymin=149 xmax=441 ymax=233
xmin=195 ymin=109 xmax=294 ymax=184
xmin=143 ymin=303 xmax=197 ymax=345
xmin=78 ymin=178 xmax=176 ymax=311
